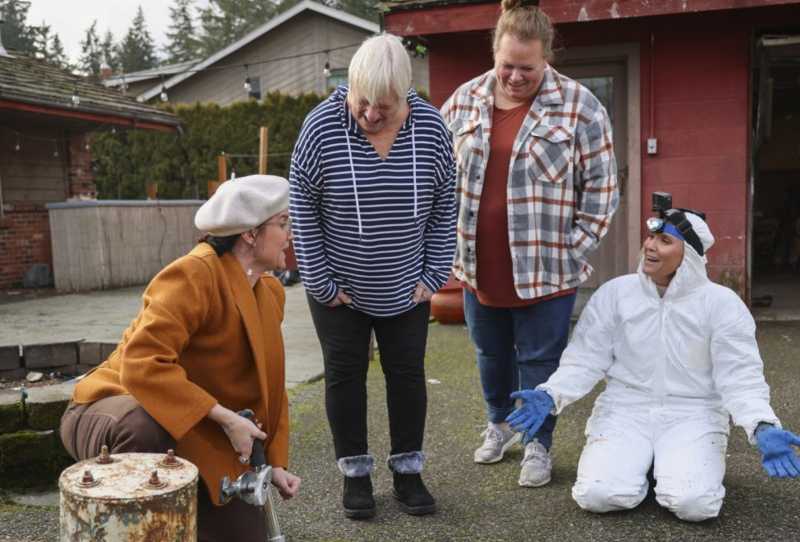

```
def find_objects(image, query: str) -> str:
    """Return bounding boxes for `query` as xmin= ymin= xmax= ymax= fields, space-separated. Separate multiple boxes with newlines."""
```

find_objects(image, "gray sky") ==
xmin=27 ymin=0 xmax=210 ymax=63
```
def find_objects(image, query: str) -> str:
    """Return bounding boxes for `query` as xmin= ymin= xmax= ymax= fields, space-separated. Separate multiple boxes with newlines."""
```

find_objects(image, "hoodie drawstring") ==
xmin=344 ymin=128 xmax=363 ymax=240
xmin=412 ymin=123 xmax=418 ymax=224
xmin=345 ymin=117 xmax=418 ymax=241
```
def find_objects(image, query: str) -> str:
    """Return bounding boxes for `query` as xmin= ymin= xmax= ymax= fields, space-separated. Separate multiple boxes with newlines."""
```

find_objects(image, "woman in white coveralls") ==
xmin=506 ymin=195 xmax=800 ymax=521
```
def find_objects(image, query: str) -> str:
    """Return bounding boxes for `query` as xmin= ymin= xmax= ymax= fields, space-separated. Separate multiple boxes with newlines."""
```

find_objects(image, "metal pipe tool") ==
xmin=219 ymin=409 xmax=285 ymax=542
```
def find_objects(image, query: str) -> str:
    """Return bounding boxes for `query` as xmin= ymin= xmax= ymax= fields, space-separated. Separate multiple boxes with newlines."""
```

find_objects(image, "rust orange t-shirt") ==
xmin=469 ymin=102 xmax=575 ymax=307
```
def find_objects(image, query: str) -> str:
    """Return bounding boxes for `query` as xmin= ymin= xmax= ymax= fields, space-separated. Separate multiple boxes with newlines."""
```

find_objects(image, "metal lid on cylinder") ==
xmin=59 ymin=450 xmax=198 ymax=541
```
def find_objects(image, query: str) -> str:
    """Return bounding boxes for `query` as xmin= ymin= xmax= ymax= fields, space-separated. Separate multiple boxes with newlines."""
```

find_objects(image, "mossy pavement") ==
xmin=274 ymin=321 xmax=800 ymax=542
xmin=2 ymin=322 xmax=800 ymax=541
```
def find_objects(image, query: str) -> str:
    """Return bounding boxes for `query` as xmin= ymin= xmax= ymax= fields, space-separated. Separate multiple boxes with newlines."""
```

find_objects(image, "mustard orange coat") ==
xmin=71 ymin=243 xmax=289 ymax=505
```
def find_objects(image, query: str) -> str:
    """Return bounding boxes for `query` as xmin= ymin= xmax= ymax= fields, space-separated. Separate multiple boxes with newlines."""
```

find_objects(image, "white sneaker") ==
xmin=519 ymin=439 xmax=552 ymax=487
xmin=473 ymin=423 xmax=521 ymax=464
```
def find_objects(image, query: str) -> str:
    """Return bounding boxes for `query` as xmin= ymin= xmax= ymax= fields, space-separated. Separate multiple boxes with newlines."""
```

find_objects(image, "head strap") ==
xmin=664 ymin=209 xmax=704 ymax=256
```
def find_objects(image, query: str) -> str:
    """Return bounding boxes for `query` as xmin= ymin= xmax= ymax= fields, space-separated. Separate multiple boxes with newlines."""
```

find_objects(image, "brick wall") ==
xmin=0 ymin=203 xmax=52 ymax=289
xmin=67 ymin=134 xmax=98 ymax=199
xmin=0 ymin=131 xmax=96 ymax=289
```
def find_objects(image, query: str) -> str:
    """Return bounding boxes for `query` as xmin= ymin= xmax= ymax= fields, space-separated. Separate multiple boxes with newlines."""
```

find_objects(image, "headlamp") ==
xmin=646 ymin=216 xmax=665 ymax=233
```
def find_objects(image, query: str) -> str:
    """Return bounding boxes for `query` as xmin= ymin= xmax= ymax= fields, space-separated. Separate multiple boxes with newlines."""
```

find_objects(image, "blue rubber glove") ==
xmin=756 ymin=424 xmax=800 ymax=478
xmin=505 ymin=389 xmax=555 ymax=444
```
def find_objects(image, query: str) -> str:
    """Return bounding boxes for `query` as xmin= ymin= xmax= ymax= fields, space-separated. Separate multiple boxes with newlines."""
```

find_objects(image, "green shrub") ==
xmin=92 ymin=92 xmax=326 ymax=199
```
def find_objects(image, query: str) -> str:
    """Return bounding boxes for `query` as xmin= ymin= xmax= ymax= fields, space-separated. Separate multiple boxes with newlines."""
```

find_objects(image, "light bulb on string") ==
xmin=323 ymin=61 xmax=331 ymax=78
xmin=53 ymin=141 xmax=59 ymax=158
xmin=71 ymin=83 xmax=80 ymax=107
xmin=160 ymin=85 xmax=169 ymax=102
xmin=111 ymin=126 xmax=117 ymax=135
xmin=14 ymin=133 xmax=21 ymax=152
xmin=243 ymin=64 xmax=252 ymax=93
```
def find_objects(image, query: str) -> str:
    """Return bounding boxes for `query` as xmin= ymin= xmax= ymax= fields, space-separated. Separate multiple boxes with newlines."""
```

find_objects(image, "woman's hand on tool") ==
xmin=271 ymin=467 xmax=301 ymax=499
xmin=208 ymin=404 xmax=267 ymax=463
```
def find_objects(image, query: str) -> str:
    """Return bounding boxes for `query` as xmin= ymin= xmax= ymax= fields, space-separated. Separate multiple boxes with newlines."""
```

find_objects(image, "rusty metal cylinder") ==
xmin=59 ymin=451 xmax=198 ymax=541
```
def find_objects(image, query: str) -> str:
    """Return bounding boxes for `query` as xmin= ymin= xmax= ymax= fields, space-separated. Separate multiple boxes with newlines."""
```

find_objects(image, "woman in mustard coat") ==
xmin=60 ymin=175 xmax=301 ymax=541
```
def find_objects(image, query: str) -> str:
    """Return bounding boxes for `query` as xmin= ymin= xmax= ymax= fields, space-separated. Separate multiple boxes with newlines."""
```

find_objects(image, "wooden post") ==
xmin=259 ymin=127 xmax=268 ymax=174
xmin=217 ymin=154 xmax=227 ymax=182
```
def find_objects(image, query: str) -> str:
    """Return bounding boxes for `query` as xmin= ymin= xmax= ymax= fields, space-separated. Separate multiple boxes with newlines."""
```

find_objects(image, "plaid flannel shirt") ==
xmin=441 ymin=65 xmax=618 ymax=299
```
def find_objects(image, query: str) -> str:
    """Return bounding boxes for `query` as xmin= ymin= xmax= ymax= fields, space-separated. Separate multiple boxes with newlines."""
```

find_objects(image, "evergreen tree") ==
xmin=117 ymin=6 xmax=158 ymax=72
xmin=101 ymin=30 xmax=119 ymax=72
xmin=165 ymin=0 xmax=199 ymax=63
xmin=31 ymin=20 xmax=50 ymax=59
xmin=48 ymin=33 xmax=70 ymax=70
xmin=198 ymin=0 xmax=277 ymax=57
xmin=0 ymin=0 xmax=36 ymax=53
xmin=78 ymin=20 xmax=102 ymax=77
xmin=335 ymin=0 xmax=380 ymax=22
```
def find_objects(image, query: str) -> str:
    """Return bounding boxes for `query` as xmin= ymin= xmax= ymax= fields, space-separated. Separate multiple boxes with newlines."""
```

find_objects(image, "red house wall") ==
xmin=424 ymin=6 xmax=797 ymax=298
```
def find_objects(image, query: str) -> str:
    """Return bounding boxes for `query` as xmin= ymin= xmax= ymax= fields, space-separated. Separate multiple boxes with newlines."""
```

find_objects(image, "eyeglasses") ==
xmin=265 ymin=216 xmax=292 ymax=232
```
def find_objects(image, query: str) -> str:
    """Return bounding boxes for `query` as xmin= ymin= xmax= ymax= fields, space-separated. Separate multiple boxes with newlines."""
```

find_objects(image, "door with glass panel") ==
xmin=555 ymin=61 xmax=629 ymax=288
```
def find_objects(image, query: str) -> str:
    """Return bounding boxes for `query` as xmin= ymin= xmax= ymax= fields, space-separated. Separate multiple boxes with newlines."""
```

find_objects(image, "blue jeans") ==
xmin=464 ymin=289 xmax=576 ymax=450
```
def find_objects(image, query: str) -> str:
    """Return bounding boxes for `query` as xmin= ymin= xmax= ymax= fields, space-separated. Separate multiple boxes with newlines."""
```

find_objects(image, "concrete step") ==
xmin=0 ymin=382 xmax=76 ymax=491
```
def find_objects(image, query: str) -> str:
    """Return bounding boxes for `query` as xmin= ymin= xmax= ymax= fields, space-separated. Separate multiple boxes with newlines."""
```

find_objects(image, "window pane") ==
xmin=576 ymin=76 xmax=614 ymax=125
xmin=327 ymin=68 xmax=348 ymax=91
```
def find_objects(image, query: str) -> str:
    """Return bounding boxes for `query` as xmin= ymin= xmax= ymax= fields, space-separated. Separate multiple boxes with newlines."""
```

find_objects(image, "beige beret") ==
xmin=195 ymin=174 xmax=290 ymax=236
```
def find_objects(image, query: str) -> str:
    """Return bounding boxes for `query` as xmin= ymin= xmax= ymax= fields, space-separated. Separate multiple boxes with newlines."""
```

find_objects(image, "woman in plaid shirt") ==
xmin=441 ymin=0 xmax=618 ymax=487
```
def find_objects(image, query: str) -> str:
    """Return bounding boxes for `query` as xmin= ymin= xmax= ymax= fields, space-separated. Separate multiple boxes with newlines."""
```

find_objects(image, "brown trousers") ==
xmin=60 ymin=395 xmax=267 ymax=542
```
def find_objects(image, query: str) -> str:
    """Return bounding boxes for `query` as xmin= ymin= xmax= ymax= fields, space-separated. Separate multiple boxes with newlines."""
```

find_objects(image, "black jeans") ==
xmin=307 ymin=295 xmax=430 ymax=459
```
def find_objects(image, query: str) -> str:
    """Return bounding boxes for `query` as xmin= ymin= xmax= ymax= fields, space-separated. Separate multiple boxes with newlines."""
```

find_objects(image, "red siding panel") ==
xmin=421 ymin=5 xmax=800 ymax=300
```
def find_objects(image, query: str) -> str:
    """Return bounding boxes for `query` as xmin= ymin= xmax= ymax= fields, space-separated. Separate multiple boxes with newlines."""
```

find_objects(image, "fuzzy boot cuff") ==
xmin=337 ymin=454 xmax=375 ymax=478
xmin=387 ymin=451 xmax=426 ymax=474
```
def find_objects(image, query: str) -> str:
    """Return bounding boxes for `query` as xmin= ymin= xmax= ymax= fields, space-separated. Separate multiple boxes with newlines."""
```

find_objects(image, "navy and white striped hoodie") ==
xmin=289 ymin=86 xmax=456 ymax=317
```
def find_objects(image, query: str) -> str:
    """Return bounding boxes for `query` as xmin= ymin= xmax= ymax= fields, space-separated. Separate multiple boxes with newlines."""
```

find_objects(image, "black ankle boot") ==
xmin=392 ymin=472 xmax=437 ymax=516
xmin=343 ymin=475 xmax=375 ymax=519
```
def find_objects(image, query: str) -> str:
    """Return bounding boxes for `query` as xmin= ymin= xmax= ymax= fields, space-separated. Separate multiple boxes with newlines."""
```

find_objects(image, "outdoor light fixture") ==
xmin=323 ymin=51 xmax=331 ymax=77
xmin=71 ymin=84 xmax=80 ymax=107
xmin=160 ymin=85 xmax=169 ymax=102
xmin=53 ymin=142 xmax=59 ymax=158
xmin=14 ymin=133 xmax=20 ymax=152
xmin=243 ymin=64 xmax=252 ymax=93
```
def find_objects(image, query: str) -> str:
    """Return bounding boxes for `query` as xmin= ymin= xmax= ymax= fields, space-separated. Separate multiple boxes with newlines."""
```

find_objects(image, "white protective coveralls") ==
xmin=538 ymin=215 xmax=781 ymax=522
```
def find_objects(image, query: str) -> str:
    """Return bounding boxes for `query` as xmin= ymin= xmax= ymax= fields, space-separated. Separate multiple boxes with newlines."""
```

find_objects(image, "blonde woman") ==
xmin=290 ymin=34 xmax=456 ymax=518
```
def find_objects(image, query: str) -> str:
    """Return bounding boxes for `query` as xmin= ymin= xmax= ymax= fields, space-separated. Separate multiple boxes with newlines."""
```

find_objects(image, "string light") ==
xmin=3 ymin=125 xmax=122 ymax=155
xmin=243 ymin=64 xmax=252 ymax=93
xmin=159 ymin=75 xmax=169 ymax=102
xmin=108 ymin=41 xmax=368 ymax=100
xmin=71 ymin=83 xmax=80 ymax=107
xmin=323 ymin=51 xmax=331 ymax=77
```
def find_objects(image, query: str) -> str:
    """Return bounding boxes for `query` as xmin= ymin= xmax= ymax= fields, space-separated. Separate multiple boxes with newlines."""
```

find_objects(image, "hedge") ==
xmin=92 ymin=92 xmax=326 ymax=199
